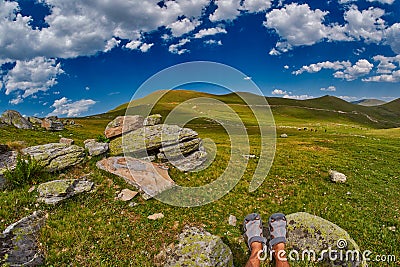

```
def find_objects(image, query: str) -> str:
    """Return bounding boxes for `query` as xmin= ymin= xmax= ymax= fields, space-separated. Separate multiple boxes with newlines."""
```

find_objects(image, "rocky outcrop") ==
xmin=109 ymin=124 xmax=198 ymax=157
xmin=143 ymin=114 xmax=162 ymax=126
xmin=0 ymin=211 xmax=46 ymax=266
xmin=84 ymin=139 xmax=109 ymax=156
xmin=41 ymin=118 xmax=64 ymax=131
xmin=285 ymin=212 xmax=366 ymax=267
xmin=37 ymin=179 xmax=94 ymax=204
xmin=0 ymin=110 xmax=33 ymax=129
xmin=22 ymin=143 xmax=85 ymax=172
xmin=155 ymin=226 xmax=233 ymax=267
xmin=96 ymin=157 xmax=175 ymax=198
xmin=329 ymin=170 xmax=347 ymax=183
xmin=104 ymin=115 xmax=144 ymax=139
xmin=169 ymin=151 xmax=208 ymax=172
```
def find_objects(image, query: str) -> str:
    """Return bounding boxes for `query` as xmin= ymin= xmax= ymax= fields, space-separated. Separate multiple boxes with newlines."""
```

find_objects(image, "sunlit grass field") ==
xmin=1 ymin=91 xmax=399 ymax=266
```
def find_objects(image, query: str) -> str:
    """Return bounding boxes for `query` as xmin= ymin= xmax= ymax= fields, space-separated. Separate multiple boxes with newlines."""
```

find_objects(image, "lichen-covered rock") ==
xmin=84 ymin=139 xmax=109 ymax=156
xmin=143 ymin=114 xmax=162 ymax=126
xmin=96 ymin=157 xmax=175 ymax=198
xmin=159 ymin=138 xmax=201 ymax=159
xmin=284 ymin=212 xmax=366 ymax=267
xmin=59 ymin=137 xmax=74 ymax=145
xmin=109 ymin=124 xmax=198 ymax=156
xmin=0 ymin=210 xmax=46 ymax=266
xmin=0 ymin=110 xmax=33 ymax=129
xmin=155 ymin=226 xmax=233 ymax=267
xmin=41 ymin=118 xmax=64 ymax=131
xmin=104 ymin=115 xmax=144 ymax=139
xmin=170 ymin=151 xmax=208 ymax=172
xmin=37 ymin=179 xmax=94 ymax=204
xmin=22 ymin=143 xmax=85 ymax=172
xmin=329 ymin=170 xmax=347 ymax=183
xmin=28 ymin=117 xmax=42 ymax=125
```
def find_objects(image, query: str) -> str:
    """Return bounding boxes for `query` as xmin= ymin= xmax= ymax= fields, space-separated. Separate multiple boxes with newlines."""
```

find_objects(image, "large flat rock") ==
xmin=96 ymin=157 xmax=175 ymax=197
xmin=109 ymin=124 xmax=198 ymax=156
xmin=22 ymin=143 xmax=85 ymax=172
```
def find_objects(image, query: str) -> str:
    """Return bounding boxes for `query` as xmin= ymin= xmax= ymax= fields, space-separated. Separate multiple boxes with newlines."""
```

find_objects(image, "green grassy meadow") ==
xmin=1 ymin=90 xmax=399 ymax=266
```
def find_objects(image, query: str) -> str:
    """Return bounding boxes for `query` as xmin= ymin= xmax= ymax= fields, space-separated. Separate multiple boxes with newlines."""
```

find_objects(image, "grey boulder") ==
xmin=143 ymin=114 xmax=162 ymax=126
xmin=104 ymin=115 xmax=144 ymax=139
xmin=0 ymin=110 xmax=33 ymax=129
xmin=155 ymin=226 xmax=233 ymax=267
xmin=84 ymin=139 xmax=109 ymax=156
xmin=329 ymin=170 xmax=347 ymax=183
xmin=41 ymin=118 xmax=64 ymax=131
xmin=37 ymin=179 xmax=94 ymax=204
xmin=22 ymin=143 xmax=85 ymax=172
xmin=285 ymin=212 xmax=366 ymax=266
xmin=0 ymin=211 xmax=46 ymax=266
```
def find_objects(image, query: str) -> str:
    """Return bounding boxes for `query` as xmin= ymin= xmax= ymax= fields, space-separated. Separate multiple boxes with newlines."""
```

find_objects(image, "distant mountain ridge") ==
xmin=103 ymin=90 xmax=400 ymax=129
xmin=351 ymin=99 xmax=386 ymax=106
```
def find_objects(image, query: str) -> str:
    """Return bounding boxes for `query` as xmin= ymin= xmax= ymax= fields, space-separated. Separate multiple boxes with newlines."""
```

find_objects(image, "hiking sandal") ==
xmin=268 ymin=213 xmax=287 ymax=249
xmin=243 ymin=213 xmax=267 ymax=251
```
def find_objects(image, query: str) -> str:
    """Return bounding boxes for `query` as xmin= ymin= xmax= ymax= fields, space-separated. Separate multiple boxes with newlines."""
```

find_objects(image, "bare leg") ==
xmin=272 ymin=243 xmax=290 ymax=267
xmin=245 ymin=242 xmax=263 ymax=267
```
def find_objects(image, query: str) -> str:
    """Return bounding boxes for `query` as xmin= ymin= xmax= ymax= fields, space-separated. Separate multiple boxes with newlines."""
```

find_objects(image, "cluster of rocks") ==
xmin=41 ymin=117 xmax=64 ymax=131
xmin=0 ymin=110 xmax=33 ymax=130
xmin=106 ymin=114 xmax=207 ymax=172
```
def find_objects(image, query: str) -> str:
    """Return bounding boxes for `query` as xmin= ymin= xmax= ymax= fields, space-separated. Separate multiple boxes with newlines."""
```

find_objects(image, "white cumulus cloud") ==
xmin=169 ymin=38 xmax=191 ymax=55
xmin=194 ymin=27 xmax=228 ymax=38
xmin=272 ymin=89 xmax=287 ymax=95
xmin=209 ymin=0 xmax=241 ymax=22
xmin=320 ymin=86 xmax=337 ymax=92
xmin=2 ymin=57 xmax=64 ymax=99
xmin=167 ymin=18 xmax=200 ymax=37
xmin=48 ymin=97 xmax=96 ymax=117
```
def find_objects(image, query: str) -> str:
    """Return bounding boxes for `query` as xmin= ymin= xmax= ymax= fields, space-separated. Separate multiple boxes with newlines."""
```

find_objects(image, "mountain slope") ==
xmin=104 ymin=90 xmax=400 ymax=129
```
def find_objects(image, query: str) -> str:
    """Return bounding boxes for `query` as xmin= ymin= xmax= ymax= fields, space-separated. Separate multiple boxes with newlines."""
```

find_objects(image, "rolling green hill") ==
xmin=103 ymin=90 xmax=400 ymax=129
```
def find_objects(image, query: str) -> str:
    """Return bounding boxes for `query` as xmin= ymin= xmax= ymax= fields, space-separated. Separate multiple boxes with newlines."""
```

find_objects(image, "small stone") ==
xmin=388 ymin=226 xmax=396 ymax=232
xmin=59 ymin=137 xmax=74 ymax=145
xmin=280 ymin=133 xmax=288 ymax=138
xmin=116 ymin=189 xmax=138 ymax=201
xmin=148 ymin=213 xmax=164 ymax=220
xmin=329 ymin=170 xmax=347 ymax=183
xmin=128 ymin=201 xmax=138 ymax=207
xmin=228 ymin=215 xmax=237 ymax=226
xmin=346 ymin=191 xmax=351 ymax=195
xmin=143 ymin=114 xmax=162 ymax=126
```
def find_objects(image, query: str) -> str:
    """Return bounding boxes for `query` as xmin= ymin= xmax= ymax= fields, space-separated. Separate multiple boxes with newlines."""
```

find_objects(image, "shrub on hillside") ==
xmin=3 ymin=154 xmax=47 ymax=189
xmin=96 ymin=134 xmax=110 ymax=143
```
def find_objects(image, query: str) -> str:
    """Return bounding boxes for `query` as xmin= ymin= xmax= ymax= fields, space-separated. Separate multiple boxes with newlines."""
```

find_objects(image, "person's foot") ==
xmin=268 ymin=213 xmax=287 ymax=249
xmin=243 ymin=213 xmax=267 ymax=251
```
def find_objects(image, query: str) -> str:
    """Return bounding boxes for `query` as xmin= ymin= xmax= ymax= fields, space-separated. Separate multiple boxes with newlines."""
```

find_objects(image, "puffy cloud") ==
xmin=241 ymin=0 xmax=272 ymax=13
xmin=362 ymin=71 xmax=400 ymax=82
xmin=333 ymin=59 xmax=373 ymax=81
xmin=320 ymin=86 xmax=337 ymax=92
xmin=372 ymin=55 xmax=400 ymax=74
xmin=0 ymin=0 xmax=211 ymax=61
xmin=2 ymin=57 xmax=64 ymax=98
xmin=294 ymin=59 xmax=373 ymax=81
xmin=167 ymin=18 xmax=200 ymax=37
xmin=385 ymin=23 xmax=400 ymax=54
xmin=48 ymin=97 xmax=96 ymax=117
xmin=194 ymin=27 xmax=227 ymax=38
xmin=293 ymin=61 xmax=351 ymax=75
xmin=265 ymin=3 xmax=329 ymax=47
xmin=209 ymin=0 xmax=241 ymax=22
xmin=139 ymin=43 xmax=154 ymax=53
xmin=169 ymin=38 xmax=191 ymax=55
xmin=125 ymin=40 xmax=154 ymax=53
xmin=271 ymin=89 xmax=287 ymax=95
xmin=104 ymin=38 xmax=121 ymax=52
xmin=342 ymin=5 xmax=386 ymax=43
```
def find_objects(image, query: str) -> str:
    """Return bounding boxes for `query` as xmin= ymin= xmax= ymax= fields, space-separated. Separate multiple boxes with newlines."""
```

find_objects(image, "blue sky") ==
xmin=1 ymin=0 xmax=400 ymax=117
